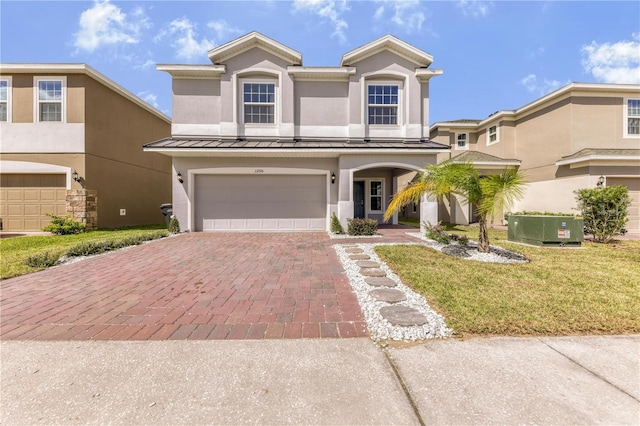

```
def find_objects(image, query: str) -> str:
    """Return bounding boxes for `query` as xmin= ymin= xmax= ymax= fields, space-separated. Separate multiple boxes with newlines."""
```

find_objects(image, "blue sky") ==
xmin=2 ymin=0 xmax=639 ymax=123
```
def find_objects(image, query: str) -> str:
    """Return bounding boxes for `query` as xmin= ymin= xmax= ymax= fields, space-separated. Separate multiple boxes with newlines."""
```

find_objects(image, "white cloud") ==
xmin=135 ymin=59 xmax=156 ymax=70
xmin=155 ymin=17 xmax=216 ymax=61
xmin=73 ymin=0 xmax=150 ymax=52
xmin=456 ymin=0 xmax=491 ymax=18
xmin=374 ymin=0 xmax=426 ymax=33
xmin=137 ymin=91 xmax=159 ymax=109
xmin=581 ymin=33 xmax=640 ymax=84
xmin=520 ymin=74 xmax=566 ymax=96
xmin=207 ymin=19 xmax=242 ymax=41
xmin=293 ymin=0 xmax=349 ymax=44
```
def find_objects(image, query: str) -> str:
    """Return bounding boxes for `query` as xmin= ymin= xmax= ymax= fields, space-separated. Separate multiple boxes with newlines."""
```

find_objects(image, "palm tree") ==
xmin=384 ymin=161 xmax=525 ymax=253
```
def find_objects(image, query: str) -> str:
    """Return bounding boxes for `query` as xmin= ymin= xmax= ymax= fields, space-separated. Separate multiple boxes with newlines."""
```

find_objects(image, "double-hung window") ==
xmin=243 ymin=83 xmax=275 ymax=124
xmin=0 ymin=78 xmax=9 ymax=122
xmin=626 ymin=99 xmax=640 ymax=137
xmin=36 ymin=78 xmax=64 ymax=122
xmin=370 ymin=181 xmax=383 ymax=212
xmin=456 ymin=133 xmax=468 ymax=149
xmin=368 ymin=85 xmax=398 ymax=125
xmin=487 ymin=125 xmax=498 ymax=144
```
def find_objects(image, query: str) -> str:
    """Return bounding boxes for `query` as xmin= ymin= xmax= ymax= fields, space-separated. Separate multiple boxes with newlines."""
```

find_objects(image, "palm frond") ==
xmin=383 ymin=182 xmax=432 ymax=222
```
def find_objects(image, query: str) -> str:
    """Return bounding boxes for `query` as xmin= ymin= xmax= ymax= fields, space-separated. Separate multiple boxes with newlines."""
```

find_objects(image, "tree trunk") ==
xmin=478 ymin=215 xmax=490 ymax=253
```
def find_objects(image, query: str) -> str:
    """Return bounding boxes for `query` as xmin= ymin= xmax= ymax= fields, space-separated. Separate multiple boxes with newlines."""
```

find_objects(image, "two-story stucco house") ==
xmin=0 ymin=64 xmax=172 ymax=231
xmin=144 ymin=32 xmax=448 ymax=232
xmin=430 ymin=83 xmax=640 ymax=234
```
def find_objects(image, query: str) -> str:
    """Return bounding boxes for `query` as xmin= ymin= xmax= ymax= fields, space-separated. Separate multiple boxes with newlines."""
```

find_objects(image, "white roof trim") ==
xmin=341 ymin=35 xmax=433 ymax=67
xmin=0 ymin=63 xmax=170 ymax=123
xmin=556 ymin=154 xmax=640 ymax=166
xmin=287 ymin=66 xmax=356 ymax=81
xmin=415 ymin=68 xmax=443 ymax=81
xmin=208 ymin=31 xmax=302 ymax=65
xmin=156 ymin=64 xmax=226 ymax=78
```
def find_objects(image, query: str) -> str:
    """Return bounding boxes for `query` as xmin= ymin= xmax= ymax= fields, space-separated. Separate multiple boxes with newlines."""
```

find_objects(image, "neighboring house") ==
xmin=430 ymin=83 xmax=640 ymax=233
xmin=0 ymin=64 xmax=172 ymax=232
xmin=144 ymin=32 xmax=448 ymax=232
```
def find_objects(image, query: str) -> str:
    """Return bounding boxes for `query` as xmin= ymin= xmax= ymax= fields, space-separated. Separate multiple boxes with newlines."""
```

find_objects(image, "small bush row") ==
xmin=24 ymin=231 xmax=168 ymax=268
xmin=506 ymin=211 xmax=578 ymax=218
xmin=347 ymin=218 xmax=378 ymax=236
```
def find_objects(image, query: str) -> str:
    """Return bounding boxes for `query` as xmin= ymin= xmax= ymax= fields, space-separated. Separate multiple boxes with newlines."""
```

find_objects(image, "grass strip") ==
xmin=375 ymin=225 xmax=640 ymax=336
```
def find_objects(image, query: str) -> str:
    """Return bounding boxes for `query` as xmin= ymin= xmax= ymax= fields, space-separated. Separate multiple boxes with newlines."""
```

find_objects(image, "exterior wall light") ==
xmin=72 ymin=170 xmax=81 ymax=183
xmin=331 ymin=172 xmax=336 ymax=184
xmin=596 ymin=175 xmax=605 ymax=187
xmin=177 ymin=172 xmax=184 ymax=183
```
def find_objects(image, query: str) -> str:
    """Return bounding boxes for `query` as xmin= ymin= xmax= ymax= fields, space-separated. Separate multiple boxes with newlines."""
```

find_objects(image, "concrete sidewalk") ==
xmin=2 ymin=335 xmax=639 ymax=425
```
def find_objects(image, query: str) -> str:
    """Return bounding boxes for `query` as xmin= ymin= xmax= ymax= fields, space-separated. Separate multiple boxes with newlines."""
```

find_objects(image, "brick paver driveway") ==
xmin=1 ymin=232 xmax=413 ymax=341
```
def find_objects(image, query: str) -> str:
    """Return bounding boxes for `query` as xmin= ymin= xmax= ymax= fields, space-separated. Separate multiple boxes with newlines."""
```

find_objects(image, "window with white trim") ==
xmin=626 ymin=99 xmax=640 ymax=136
xmin=35 ymin=77 xmax=65 ymax=122
xmin=370 ymin=180 xmax=383 ymax=212
xmin=487 ymin=124 xmax=499 ymax=144
xmin=243 ymin=82 xmax=275 ymax=124
xmin=0 ymin=78 xmax=9 ymax=122
xmin=456 ymin=132 xmax=468 ymax=149
xmin=368 ymin=85 xmax=398 ymax=125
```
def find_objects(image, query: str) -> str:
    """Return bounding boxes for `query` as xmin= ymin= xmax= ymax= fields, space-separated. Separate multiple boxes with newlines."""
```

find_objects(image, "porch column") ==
xmin=390 ymin=175 xmax=399 ymax=224
xmin=337 ymin=168 xmax=353 ymax=228
xmin=419 ymin=192 xmax=438 ymax=234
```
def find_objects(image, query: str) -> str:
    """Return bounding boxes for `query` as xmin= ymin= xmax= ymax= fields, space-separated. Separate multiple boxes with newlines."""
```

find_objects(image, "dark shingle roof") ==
xmin=450 ymin=151 xmax=520 ymax=165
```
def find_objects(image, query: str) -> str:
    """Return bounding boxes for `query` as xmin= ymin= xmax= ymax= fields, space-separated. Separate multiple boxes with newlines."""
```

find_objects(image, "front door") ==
xmin=354 ymin=181 xmax=365 ymax=218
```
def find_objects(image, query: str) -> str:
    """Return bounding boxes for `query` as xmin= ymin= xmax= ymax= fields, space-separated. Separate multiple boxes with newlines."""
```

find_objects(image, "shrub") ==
xmin=66 ymin=232 xmax=168 ymax=257
xmin=347 ymin=218 xmax=378 ymax=236
xmin=575 ymin=185 xmax=631 ymax=243
xmin=458 ymin=235 xmax=470 ymax=246
xmin=168 ymin=216 xmax=181 ymax=234
xmin=330 ymin=213 xmax=344 ymax=234
xmin=424 ymin=221 xmax=451 ymax=244
xmin=25 ymin=251 xmax=61 ymax=268
xmin=506 ymin=211 xmax=578 ymax=218
xmin=42 ymin=214 xmax=86 ymax=235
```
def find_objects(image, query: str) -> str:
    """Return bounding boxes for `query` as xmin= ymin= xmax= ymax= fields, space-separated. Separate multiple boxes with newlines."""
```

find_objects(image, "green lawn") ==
xmin=375 ymin=225 xmax=640 ymax=337
xmin=1 ymin=225 xmax=167 ymax=279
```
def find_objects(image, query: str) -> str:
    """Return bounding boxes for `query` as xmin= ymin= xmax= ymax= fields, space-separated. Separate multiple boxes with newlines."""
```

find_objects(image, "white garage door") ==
xmin=607 ymin=177 xmax=639 ymax=234
xmin=194 ymin=174 xmax=327 ymax=231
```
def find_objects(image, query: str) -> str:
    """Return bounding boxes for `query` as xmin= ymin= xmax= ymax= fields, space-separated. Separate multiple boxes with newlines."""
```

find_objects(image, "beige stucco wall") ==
xmin=172 ymin=78 xmax=221 ymax=126
xmin=84 ymin=75 xmax=171 ymax=227
xmin=295 ymin=81 xmax=348 ymax=126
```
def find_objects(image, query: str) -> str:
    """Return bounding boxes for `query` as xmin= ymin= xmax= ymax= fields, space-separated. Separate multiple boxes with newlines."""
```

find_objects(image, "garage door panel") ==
xmin=0 ymin=174 xmax=66 ymax=231
xmin=195 ymin=174 xmax=326 ymax=231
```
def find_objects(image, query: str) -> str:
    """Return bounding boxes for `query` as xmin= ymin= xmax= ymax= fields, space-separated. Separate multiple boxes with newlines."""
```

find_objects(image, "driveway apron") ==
xmin=0 ymin=232 xmax=398 ymax=341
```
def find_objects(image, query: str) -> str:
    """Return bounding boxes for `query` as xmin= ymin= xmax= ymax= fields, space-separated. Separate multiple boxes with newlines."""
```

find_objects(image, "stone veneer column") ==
xmin=66 ymin=189 xmax=98 ymax=230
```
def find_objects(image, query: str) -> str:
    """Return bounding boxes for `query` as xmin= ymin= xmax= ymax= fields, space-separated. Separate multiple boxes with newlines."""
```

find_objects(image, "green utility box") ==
xmin=508 ymin=215 xmax=583 ymax=247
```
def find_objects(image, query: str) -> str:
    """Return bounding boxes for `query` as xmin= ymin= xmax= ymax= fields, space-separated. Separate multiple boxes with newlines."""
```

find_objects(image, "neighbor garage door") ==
xmin=0 ymin=174 xmax=67 ymax=231
xmin=607 ymin=177 xmax=639 ymax=234
xmin=194 ymin=174 xmax=326 ymax=231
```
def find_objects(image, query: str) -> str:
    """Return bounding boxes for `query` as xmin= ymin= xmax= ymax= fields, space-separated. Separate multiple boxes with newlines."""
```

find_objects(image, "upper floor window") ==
xmin=487 ymin=124 xmax=499 ymax=144
xmin=456 ymin=132 xmax=468 ymax=149
xmin=368 ymin=85 xmax=398 ymax=125
xmin=0 ymin=78 xmax=9 ymax=122
xmin=626 ymin=99 xmax=640 ymax=137
xmin=243 ymin=83 xmax=275 ymax=124
xmin=35 ymin=77 xmax=65 ymax=122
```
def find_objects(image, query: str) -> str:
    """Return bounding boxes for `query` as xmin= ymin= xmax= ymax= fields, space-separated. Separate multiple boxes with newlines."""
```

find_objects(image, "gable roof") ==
xmin=340 ymin=34 xmax=433 ymax=67
xmin=208 ymin=31 xmax=302 ymax=65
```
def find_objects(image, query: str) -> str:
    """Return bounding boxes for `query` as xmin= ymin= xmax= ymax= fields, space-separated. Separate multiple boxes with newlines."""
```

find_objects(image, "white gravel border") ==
xmin=334 ymin=243 xmax=453 ymax=342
